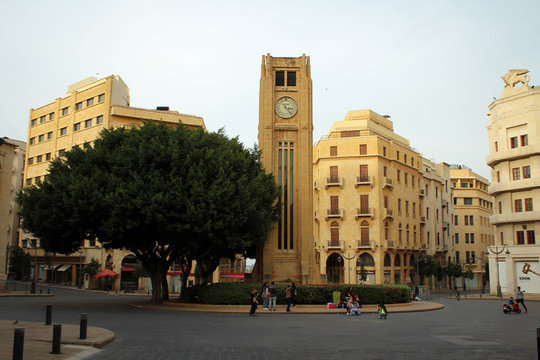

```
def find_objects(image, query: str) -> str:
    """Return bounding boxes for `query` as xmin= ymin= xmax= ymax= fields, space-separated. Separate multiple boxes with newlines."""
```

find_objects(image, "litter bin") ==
xmin=333 ymin=291 xmax=341 ymax=306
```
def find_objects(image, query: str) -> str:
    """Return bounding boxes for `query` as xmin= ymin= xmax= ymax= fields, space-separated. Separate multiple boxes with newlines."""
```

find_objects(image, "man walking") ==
xmin=268 ymin=281 xmax=277 ymax=311
xmin=516 ymin=286 xmax=528 ymax=313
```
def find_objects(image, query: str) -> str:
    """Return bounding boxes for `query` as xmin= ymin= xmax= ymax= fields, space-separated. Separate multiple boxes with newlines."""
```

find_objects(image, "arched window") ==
xmin=361 ymin=220 xmax=369 ymax=243
xmin=384 ymin=221 xmax=389 ymax=240
xmin=403 ymin=254 xmax=407 ymax=266
xmin=330 ymin=221 xmax=339 ymax=246
xmin=394 ymin=254 xmax=401 ymax=266
xmin=410 ymin=255 xmax=416 ymax=267
xmin=357 ymin=252 xmax=375 ymax=266
xmin=384 ymin=253 xmax=391 ymax=267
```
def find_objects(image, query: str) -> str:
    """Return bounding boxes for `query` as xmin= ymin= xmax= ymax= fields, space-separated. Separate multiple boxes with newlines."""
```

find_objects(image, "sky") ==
xmin=1 ymin=0 xmax=539 ymax=179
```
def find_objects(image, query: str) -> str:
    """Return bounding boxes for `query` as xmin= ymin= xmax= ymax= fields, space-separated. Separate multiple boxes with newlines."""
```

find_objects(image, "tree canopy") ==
xmin=18 ymin=123 xmax=280 ymax=302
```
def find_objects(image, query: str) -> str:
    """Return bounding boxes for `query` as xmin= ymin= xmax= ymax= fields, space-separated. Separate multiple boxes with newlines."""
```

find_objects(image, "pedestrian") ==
xmin=516 ymin=286 xmax=528 ymax=313
xmin=456 ymin=290 xmax=461 ymax=301
xmin=350 ymin=297 xmax=361 ymax=316
xmin=285 ymin=284 xmax=292 ymax=312
xmin=377 ymin=302 xmax=387 ymax=319
xmin=249 ymin=288 xmax=259 ymax=316
xmin=268 ymin=281 xmax=277 ymax=311
xmin=291 ymin=282 xmax=297 ymax=308
xmin=261 ymin=282 xmax=269 ymax=310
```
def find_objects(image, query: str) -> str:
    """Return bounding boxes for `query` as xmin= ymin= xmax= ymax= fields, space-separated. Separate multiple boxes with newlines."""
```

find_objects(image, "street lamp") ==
xmin=486 ymin=245 xmax=510 ymax=298
xmin=338 ymin=250 xmax=356 ymax=284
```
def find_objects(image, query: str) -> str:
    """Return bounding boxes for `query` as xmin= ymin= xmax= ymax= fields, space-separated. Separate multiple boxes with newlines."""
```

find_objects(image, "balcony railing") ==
xmin=357 ymin=239 xmax=372 ymax=248
xmin=327 ymin=240 xmax=343 ymax=249
xmin=442 ymin=199 xmax=448 ymax=208
xmin=355 ymin=207 xmax=374 ymax=218
xmin=420 ymin=216 xmax=426 ymax=224
xmin=383 ymin=177 xmax=393 ymax=189
xmin=325 ymin=177 xmax=344 ymax=188
xmin=355 ymin=175 xmax=373 ymax=187
xmin=385 ymin=240 xmax=394 ymax=249
xmin=326 ymin=208 xmax=344 ymax=220
xmin=419 ymin=189 xmax=425 ymax=198
xmin=442 ymin=221 xmax=449 ymax=229
xmin=384 ymin=208 xmax=394 ymax=219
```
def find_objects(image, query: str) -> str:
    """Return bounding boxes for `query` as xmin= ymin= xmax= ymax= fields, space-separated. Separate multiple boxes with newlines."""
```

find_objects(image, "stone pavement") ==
xmin=0 ymin=319 xmax=114 ymax=360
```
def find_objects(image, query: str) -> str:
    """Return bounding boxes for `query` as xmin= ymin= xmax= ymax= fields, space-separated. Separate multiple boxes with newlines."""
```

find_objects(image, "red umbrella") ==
xmin=94 ymin=269 xmax=119 ymax=279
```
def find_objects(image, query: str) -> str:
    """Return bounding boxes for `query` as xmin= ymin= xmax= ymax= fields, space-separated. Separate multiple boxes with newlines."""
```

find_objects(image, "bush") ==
xmin=180 ymin=283 xmax=410 ymax=305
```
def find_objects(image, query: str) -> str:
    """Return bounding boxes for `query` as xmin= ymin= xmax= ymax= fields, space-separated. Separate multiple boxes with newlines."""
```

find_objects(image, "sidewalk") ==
xmin=0 ymin=320 xmax=114 ymax=360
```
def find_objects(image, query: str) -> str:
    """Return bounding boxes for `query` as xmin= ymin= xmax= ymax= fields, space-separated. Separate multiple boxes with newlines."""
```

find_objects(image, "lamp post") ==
xmin=339 ymin=250 xmax=356 ymax=284
xmin=486 ymin=245 xmax=510 ymax=298
xmin=30 ymin=239 xmax=37 ymax=294
xmin=78 ymin=248 xmax=83 ymax=289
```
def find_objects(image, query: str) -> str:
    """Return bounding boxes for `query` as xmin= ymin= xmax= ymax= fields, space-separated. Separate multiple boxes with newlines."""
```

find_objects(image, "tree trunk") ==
xmin=162 ymin=271 xmax=169 ymax=301
xmin=150 ymin=271 xmax=162 ymax=304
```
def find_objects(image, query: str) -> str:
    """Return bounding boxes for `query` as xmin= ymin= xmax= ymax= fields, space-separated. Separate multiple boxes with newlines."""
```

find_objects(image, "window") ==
xmin=455 ymin=251 xmax=460 ymax=263
xmin=514 ymin=199 xmax=522 ymax=212
xmin=470 ymin=233 xmax=475 ymax=244
xmin=27 ymin=157 xmax=33 ymax=165
xmin=329 ymin=166 xmax=338 ymax=183
xmin=38 ymin=134 xmax=44 ymax=142
xmin=398 ymin=199 xmax=402 ymax=213
xmin=74 ymin=122 xmax=81 ymax=131
xmin=397 ymin=170 xmax=401 ymax=183
xmin=96 ymin=115 xmax=103 ymax=124
xmin=330 ymin=146 xmax=337 ymax=156
xmin=455 ymin=215 xmax=458 ymax=225
xmin=498 ymin=202 xmax=502 ymax=214
xmin=45 ymin=153 xmax=51 ymax=161
xmin=383 ymin=166 xmax=387 ymax=177
xmin=469 ymin=216 xmax=474 ymax=226
xmin=465 ymin=215 xmax=469 ymax=226
xmin=396 ymin=151 xmax=400 ymax=160
xmin=35 ymin=176 xmax=41 ymax=184
xmin=75 ymin=102 xmax=82 ymax=110
xmin=287 ymin=71 xmax=296 ymax=86
xmin=275 ymin=71 xmax=285 ymax=86
xmin=412 ymin=202 xmax=416 ymax=216
xmin=461 ymin=181 xmax=469 ymax=188
xmin=516 ymin=231 xmax=525 ymax=245
xmin=464 ymin=198 xmax=472 ymax=205
xmin=412 ymin=175 xmax=415 ymax=187
xmin=404 ymin=154 xmax=407 ymax=163
xmin=98 ymin=94 xmax=105 ymax=103
xmin=455 ymin=233 xmax=459 ymax=244
xmin=520 ymin=134 xmax=528 ymax=146
xmin=61 ymin=107 xmax=69 ymax=116
xmin=527 ymin=230 xmax=536 ymax=244
xmin=40 ymin=115 xmax=46 ymax=123
xmin=47 ymin=131 xmax=53 ymax=140
xmin=405 ymin=201 xmax=409 ymax=215
xmin=465 ymin=233 xmax=470 ymax=244
xmin=330 ymin=221 xmax=339 ymax=246
xmin=29 ymin=137 xmax=35 ymax=145
xmin=495 ymin=141 xmax=498 ymax=151
xmin=411 ymin=157 xmax=414 ymax=166
xmin=87 ymin=98 xmax=94 ymax=106
xmin=512 ymin=168 xmax=520 ymax=180
xmin=36 ymin=155 xmax=42 ymax=163
xmin=383 ymin=147 xmax=386 ymax=156
xmin=525 ymin=198 xmax=533 ymax=211
xmin=523 ymin=166 xmax=531 ymax=179
xmin=85 ymin=119 xmax=92 ymax=128
xmin=359 ymin=144 xmax=367 ymax=155
xmin=454 ymin=197 xmax=457 ymax=205
xmin=510 ymin=136 xmax=518 ymax=148
xmin=58 ymin=149 xmax=66 ymax=156
xmin=49 ymin=112 xmax=54 ymax=120
xmin=31 ymin=119 xmax=37 ymax=126
xmin=59 ymin=127 xmax=67 ymax=136
xmin=497 ymin=171 xmax=500 ymax=182
xmin=25 ymin=178 xmax=32 ymax=186
xmin=426 ymin=207 xmax=430 ymax=219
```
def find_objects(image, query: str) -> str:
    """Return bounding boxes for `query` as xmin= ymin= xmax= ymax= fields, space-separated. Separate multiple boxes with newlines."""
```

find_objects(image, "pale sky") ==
xmin=2 ymin=0 xmax=539 ymax=179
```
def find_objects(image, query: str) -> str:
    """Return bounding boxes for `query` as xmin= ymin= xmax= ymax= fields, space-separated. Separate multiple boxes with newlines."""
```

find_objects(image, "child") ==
xmin=350 ymin=298 xmax=361 ymax=316
xmin=249 ymin=288 xmax=259 ymax=316
xmin=378 ymin=302 xmax=387 ymax=319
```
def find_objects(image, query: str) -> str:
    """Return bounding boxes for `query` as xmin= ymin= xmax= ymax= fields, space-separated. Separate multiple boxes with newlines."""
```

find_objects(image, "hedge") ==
xmin=180 ymin=283 xmax=410 ymax=305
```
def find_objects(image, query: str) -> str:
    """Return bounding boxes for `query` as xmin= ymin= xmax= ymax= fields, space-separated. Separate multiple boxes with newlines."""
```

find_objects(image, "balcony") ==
xmin=355 ymin=207 xmax=374 ymax=219
xmin=420 ymin=216 xmax=426 ymax=225
xmin=419 ymin=189 xmax=425 ymax=198
xmin=443 ymin=245 xmax=449 ymax=252
xmin=354 ymin=175 xmax=373 ymax=187
xmin=357 ymin=239 xmax=373 ymax=249
xmin=442 ymin=199 xmax=448 ymax=208
xmin=314 ymin=210 xmax=320 ymax=222
xmin=442 ymin=221 xmax=449 ymax=229
xmin=325 ymin=177 xmax=344 ymax=189
xmin=489 ymin=211 xmax=540 ymax=225
xmin=383 ymin=208 xmax=394 ymax=220
xmin=421 ymin=244 xmax=427 ymax=249
xmin=314 ymin=180 xmax=319 ymax=191
xmin=383 ymin=177 xmax=393 ymax=189
xmin=385 ymin=240 xmax=395 ymax=249
xmin=326 ymin=208 xmax=344 ymax=220
xmin=327 ymin=240 xmax=343 ymax=249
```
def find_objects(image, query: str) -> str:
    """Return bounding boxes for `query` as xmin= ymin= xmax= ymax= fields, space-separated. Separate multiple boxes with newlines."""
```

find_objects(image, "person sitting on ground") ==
xmin=378 ymin=302 xmax=387 ymax=319
xmin=350 ymin=298 xmax=361 ymax=316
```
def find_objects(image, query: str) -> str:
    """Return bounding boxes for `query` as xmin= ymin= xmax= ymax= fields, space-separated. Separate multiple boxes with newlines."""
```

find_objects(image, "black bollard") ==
xmin=40 ymin=288 xmax=42 ymax=294
xmin=47 ymin=287 xmax=50 ymax=294
xmin=51 ymin=324 xmax=61 ymax=354
xmin=45 ymin=304 xmax=52 ymax=325
xmin=537 ymin=327 xmax=540 ymax=359
xmin=13 ymin=328 xmax=24 ymax=360
xmin=80 ymin=313 xmax=87 ymax=339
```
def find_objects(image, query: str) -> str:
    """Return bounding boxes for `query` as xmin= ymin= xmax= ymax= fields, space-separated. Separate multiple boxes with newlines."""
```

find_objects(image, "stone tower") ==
xmin=254 ymin=54 xmax=314 ymax=284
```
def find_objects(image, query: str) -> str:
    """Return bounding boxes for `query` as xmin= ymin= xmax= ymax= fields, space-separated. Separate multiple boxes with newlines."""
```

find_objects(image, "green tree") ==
xmin=9 ymin=247 xmax=31 ymax=280
xmin=133 ymin=261 xmax=150 ymax=279
xmin=83 ymin=257 xmax=101 ymax=276
xmin=18 ymin=123 xmax=279 ymax=303
xmin=359 ymin=263 xmax=368 ymax=284
xmin=417 ymin=254 xmax=437 ymax=284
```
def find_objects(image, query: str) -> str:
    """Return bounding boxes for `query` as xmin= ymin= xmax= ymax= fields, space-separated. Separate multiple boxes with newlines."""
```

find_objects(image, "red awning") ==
xmin=167 ymin=270 xmax=182 ymax=276
xmin=94 ymin=269 xmax=119 ymax=279
xmin=220 ymin=273 xmax=244 ymax=279
xmin=122 ymin=267 xmax=135 ymax=272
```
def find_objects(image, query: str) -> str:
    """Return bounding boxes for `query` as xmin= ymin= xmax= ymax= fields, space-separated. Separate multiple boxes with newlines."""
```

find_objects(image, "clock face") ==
xmin=275 ymin=96 xmax=298 ymax=119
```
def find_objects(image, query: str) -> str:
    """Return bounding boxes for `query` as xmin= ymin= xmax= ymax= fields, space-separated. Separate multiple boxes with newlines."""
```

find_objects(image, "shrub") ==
xmin=180 ymin=283 xmax=410 ymax=305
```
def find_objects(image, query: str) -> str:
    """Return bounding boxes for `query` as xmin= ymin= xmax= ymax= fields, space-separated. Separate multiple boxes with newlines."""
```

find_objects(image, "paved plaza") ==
xmin=0 ymin=285 xmax=538 ymax=359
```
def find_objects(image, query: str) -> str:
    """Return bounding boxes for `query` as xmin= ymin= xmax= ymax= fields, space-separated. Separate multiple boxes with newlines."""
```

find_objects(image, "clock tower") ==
xmin=254 ymin=54 xmax=314 ymax=284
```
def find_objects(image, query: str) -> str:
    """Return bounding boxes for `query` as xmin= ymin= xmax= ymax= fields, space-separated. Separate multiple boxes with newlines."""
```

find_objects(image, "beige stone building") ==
xmin=254 ymin=54 xmax=314 ymax=284
xmin=0 ymin=137 xmax=26 ymax=290
xmin=487 ymin=69 xmax=540 ymax=296
xmin=450 ymin=165 xmax=494 ymax=290
xmin=21 ymin=75 xmax=205 ymax=291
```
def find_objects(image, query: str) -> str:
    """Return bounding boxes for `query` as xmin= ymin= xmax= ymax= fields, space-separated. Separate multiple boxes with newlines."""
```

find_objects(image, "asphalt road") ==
xmin=0 ymin=286 xmax=538 ymax=360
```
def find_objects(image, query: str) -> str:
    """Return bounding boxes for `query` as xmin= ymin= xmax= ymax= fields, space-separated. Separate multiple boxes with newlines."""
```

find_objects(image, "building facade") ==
xmin=450 ymin=165 xmax=494 ymax=290
xmin=254 ymin=54 xmax=314 ymax=284
xmin=0 ymin=137 xmax=26 ymax=290
xmin=21 ymin=75 xmax=205 ymax=291
xmin=486 ymin=69 xmax=540 ymax=295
